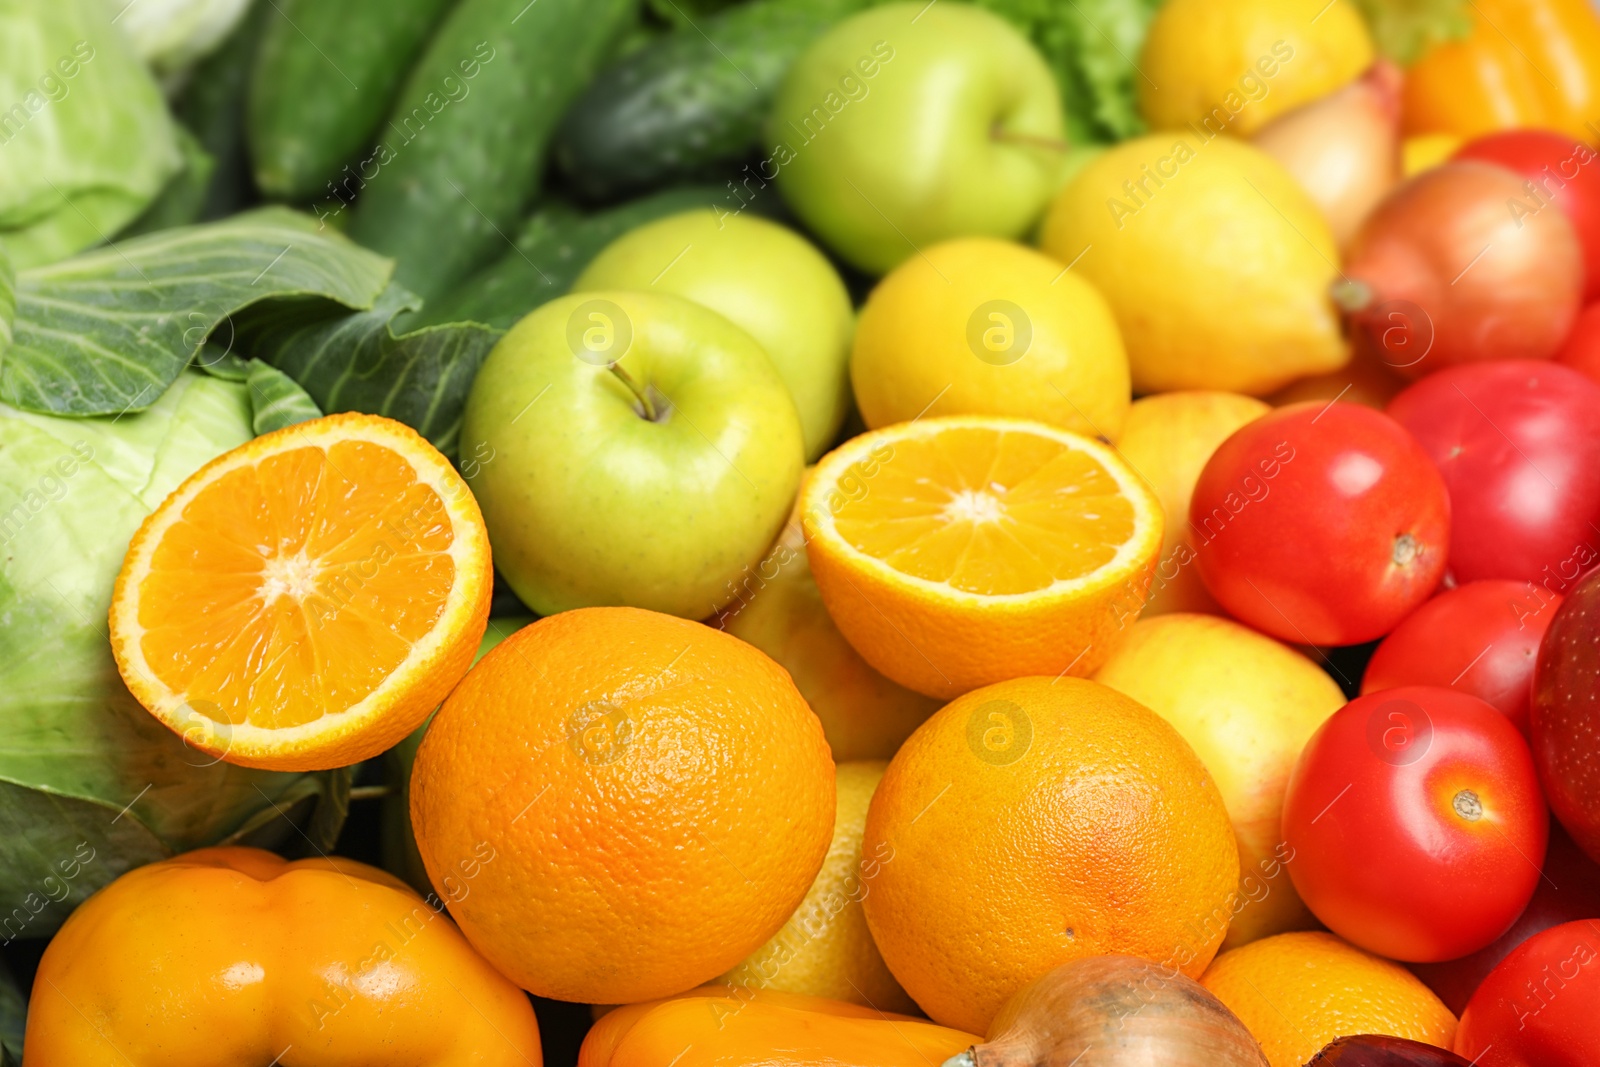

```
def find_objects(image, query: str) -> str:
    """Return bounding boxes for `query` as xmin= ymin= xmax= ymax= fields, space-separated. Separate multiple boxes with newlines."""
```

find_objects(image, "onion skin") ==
xmin=1337 ymin=161 xmax=1583 ymax=379
xmin=1306 ymin=1035 xmax=1471 ymax=1065
xmin=944 ymin=955 xmax=1268 ymax=1067
xmin=1253 ymin=62 xmax=1403 ymax=249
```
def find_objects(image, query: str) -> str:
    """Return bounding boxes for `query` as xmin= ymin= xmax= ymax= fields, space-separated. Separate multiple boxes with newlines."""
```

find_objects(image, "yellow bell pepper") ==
xmin=1402 ymin=0 xmax=1600 ymax=142
xmin=579 ymin=985 xmax=978 ymax=1067
xmin=23 ymin=846 xmax=541 ymax=1066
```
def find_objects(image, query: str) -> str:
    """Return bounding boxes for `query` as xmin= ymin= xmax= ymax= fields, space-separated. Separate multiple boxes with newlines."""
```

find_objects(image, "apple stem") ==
xmin=608 ymin=363 xmax=660 ymax=422
xmin=1330 ymin=277 xmax=1374 ymax=314
xmin=990 ymin=127 xmax=1071 ymax=152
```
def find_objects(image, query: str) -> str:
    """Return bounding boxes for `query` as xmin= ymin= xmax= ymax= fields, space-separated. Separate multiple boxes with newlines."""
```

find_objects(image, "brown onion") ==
xmin=942 ymin=955 xmax=1268 ymax=1067
xmin=1253 ymin=62 xmax=1403 ymax=249
xmin=1335 ymin=160 xmax=1583 ymax=379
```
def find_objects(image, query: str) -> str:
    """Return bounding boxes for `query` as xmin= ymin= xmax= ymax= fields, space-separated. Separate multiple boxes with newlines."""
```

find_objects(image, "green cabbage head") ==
xmin=0 ymin=370 xmax=347 ymax=943
xmin=0 ymin=0 xmax=181 ymax=268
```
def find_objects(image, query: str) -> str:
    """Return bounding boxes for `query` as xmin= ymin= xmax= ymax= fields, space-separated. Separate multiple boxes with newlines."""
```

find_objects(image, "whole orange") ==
xmin=861 ymin=676 xmax=1239 ymax=1034
xmin=410 ymin=606 xmax=836 ymax=1004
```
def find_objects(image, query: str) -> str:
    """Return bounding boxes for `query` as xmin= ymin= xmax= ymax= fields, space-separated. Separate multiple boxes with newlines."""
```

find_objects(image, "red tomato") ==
xmin=1388 ymin=361 xmax=1600 ymax=587
xmin=1190 ymin=402 xmax=1449 ymax=646
xmin=1411 ymin=820 xmax=1600 ymax=1015
xmin=1363 ymin=580 xmax=1563 ymax=737
xmin=1283 ymin=686 xmax=1549 ymax=962
xmin=1454 ymin=130 xmax=1600 ymax=302
xmin=1531 ymin=564 xmax=1600 ymax=865
xmin=1557 ymin=302 xmax=1600 ymax=384
xmin=1455 ymin=919 xmax=1600 ymax=1067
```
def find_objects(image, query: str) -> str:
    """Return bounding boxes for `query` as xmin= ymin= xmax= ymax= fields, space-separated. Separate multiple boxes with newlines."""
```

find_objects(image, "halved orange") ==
xmin=800 ymin=416 xmax=1164 ymax=700
xmin=110 ymin=413 xmax=492 ymax=771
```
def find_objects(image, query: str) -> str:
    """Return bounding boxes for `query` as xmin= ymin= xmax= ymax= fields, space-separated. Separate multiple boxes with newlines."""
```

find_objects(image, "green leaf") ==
xmin=0 ymin=955 xmax=21 ymax=1064
xmin=0 ymin=245 xmax=13 ymax=359
xmin=0 ymin=371 xmax=348 ymax=939
xmin=0 ymin=207 xmax=392 ymax=418
xmin=1353 ymin=0 xmax=1473 ymax=65
xmin=244 ymin=358 xmax=322 ymax=434
xmin=245 ymin=284 xmax=501 ymax=457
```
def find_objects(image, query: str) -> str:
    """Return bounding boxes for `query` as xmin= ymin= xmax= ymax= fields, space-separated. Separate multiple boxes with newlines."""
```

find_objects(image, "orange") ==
xmin=1114 ymin=391 xmax=1269 ymax=616
xmin=800 ymin=416 xmax=1163 ymax=701
xmin=109 ymin=413 xmax=491 ymax=772
xmin=410 ymin=606 xmax=836 ymax=1004
xmin=714 ymin=500 xmax=939 ymax=761
xmin=861 ymin=676 xmax=1240 ymax=1035
xmin=1200 ymin=931 xmax=1459 ymax=1067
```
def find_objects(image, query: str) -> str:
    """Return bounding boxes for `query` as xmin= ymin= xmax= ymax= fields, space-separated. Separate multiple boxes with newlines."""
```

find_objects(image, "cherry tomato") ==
xmin=1556 ymin=302 xmax=1600 ymax=385
xmin=1388 ymin=361 xmax=1600 ymax=587
xmin=1531 ymin=565 xmax=1600 ymax=864
xmin=1363 ymin=580 xmax=1563 ymax=737
xmin=1454 ymin=130 xmax=1600 ymax=302
xmin=1410 ymin=820 xmax=1600 ymax=1015
xmin=1283 ymin=686 xmax=1549 ymax=962
xmin=1455 ymin=919 xmax=1600 ymax=1067
xmin=1190 ymin=402 xmax=1449 ymax=646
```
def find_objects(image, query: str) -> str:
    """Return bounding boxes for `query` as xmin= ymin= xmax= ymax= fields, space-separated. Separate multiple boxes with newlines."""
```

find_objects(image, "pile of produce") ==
xmin=3 ymin=0 xmax=1600 ymax=1063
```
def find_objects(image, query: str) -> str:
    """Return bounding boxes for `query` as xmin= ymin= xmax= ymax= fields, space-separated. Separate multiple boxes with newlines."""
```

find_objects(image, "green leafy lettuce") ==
xmin=973 ymin=0 xmax=1166 ymax=143
xmin=0 ymin=0 xmax=182 ymax=268
xmin=0 ymin=369 xmax=347 ymax=942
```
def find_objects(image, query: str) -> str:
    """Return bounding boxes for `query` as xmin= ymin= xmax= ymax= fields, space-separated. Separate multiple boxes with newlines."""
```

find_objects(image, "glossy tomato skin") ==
xmin=1190 ymin=402 xmax=1449 ymax=646
xmin=1283 ymin=686 xmax=1549 ymax=962
xmin=1388 ymin=361 xmax=1600 ymax=587
xmin=1531 ymin=566 xmax=1600 ymax=865
xmin=1455 ymin=919 xmax=1600 ymax=1067
xmin=1410 ymin=820 xmax=1600 ymax=1015
xmin=1454 ymin=130 xmax=1600 ymax=302
xmin=1363 ymin=580 xmax=1563 ymax=737
xmin=1556 ymin=302 xmax=1600 ymax=384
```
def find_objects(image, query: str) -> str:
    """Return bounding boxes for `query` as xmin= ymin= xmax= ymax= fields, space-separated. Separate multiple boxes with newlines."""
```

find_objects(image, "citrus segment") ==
xmin=801 ymin=416 xmax=1163 ymax=699
xmin=110 ymin=413 xmax=492 ymax=771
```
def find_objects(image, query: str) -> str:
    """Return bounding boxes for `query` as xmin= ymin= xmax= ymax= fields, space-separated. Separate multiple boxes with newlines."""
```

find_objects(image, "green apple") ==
xmin=767 ymin=3 xmax=1065 ymax=275
xmin=460 ymin=291 xmax=804 ymax=619
xmin=576 ymin=210 xmax=854 ymax=460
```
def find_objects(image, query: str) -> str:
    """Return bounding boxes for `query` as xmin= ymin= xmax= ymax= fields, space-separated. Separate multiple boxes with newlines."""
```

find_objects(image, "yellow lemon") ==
xmin=1115 ymin=392 xmax=1269 ymax=616
xmin=1093 ymin=613 xmax=1347 ymax=949
xmin=1040 ymin=134 xmax=1347 ymax=395
xmin=1202 ymin=932 xmax=1457 ymax=1067
xmin=723 ymin=761 xmax=915 ymax=1013
xmin=1140 ymin=0 xmax=1375 ymax=137
xmin=851 ymin=237 xmax=1129 ymax=441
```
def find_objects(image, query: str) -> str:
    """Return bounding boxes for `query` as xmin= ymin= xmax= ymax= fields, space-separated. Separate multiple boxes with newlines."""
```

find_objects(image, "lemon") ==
xmin=851 ymin=237 xmax=1130 ymax=441
xmin=1116 ymin=392 xmax=1270 ymax=616
xmin=1140 ymin=0 xmax=1375 ymax=137
xmin=1040 ymin=134 xmax=1347 ymax=395
xmin=723 ymin=761 xmax=915 ymax=1013
xmin=1093 ymin=613 xmax=1347 ymax=949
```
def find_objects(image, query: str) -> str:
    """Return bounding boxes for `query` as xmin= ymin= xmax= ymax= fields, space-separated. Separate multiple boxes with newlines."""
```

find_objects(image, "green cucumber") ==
xmin=553 ymin=0 xmax=873 ymax=202
xmin=413 ymin=184 xmax=726 ymax=330
xmin=348 ymin=0 xmax=636 ymax=301
xmin=247 ymin=0 xmax=458 ymax=202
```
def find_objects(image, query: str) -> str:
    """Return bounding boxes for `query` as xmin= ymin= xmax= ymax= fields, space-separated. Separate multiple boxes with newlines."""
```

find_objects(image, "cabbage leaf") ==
xmin=0 ymin=0 xmax=182 ymax=268
xmin=0 ymin=370 xmax=347 ymax=940
xmin=243 ymin=284 xmax=501 ymax=458
xmin=0 ymin=207 xmax=391 ymax=417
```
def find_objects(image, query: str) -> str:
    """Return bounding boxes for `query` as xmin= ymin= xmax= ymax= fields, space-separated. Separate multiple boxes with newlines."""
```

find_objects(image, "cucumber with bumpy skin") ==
xmin=349 ymin=0 xmax=636 ymax=301
xmin=247 ymin=0 xmax=458 ymax=202
xmin=413 ymin=185 xmax=727 ymax=330
xmin=553 ymin=0 xmax=873 ymax=202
